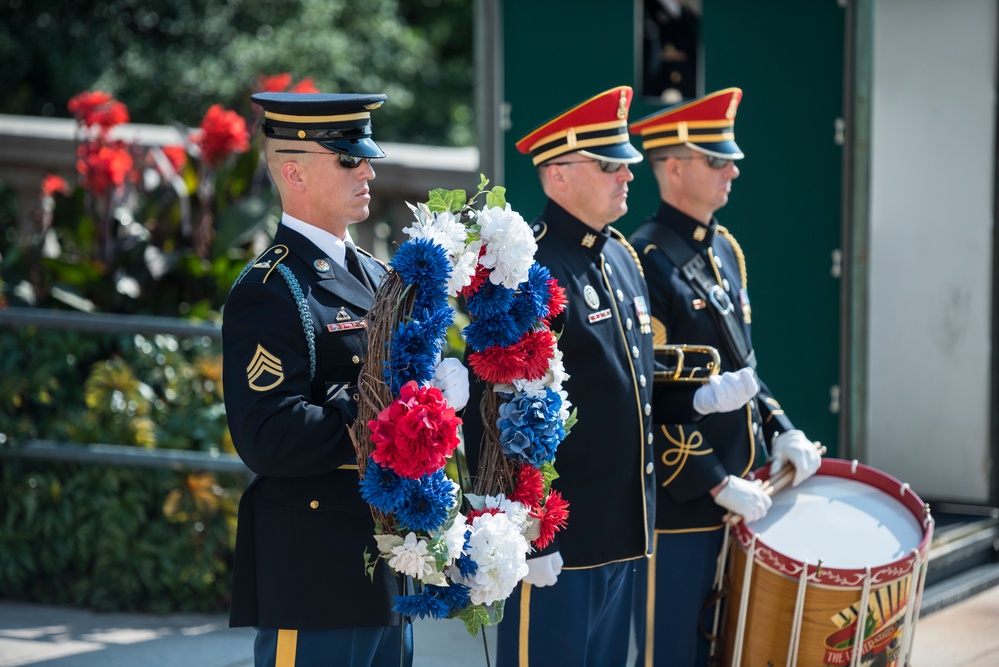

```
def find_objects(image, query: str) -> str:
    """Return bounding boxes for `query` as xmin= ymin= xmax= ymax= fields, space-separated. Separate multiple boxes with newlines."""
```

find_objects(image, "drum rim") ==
xmin=730 ymin=458 xmax=934 ymax=587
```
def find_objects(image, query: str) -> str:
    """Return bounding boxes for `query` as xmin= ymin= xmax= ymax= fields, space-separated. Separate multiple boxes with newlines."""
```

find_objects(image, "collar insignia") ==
xmin=581 ymin=233 xmax=597 ymax=248
xmin=314 ymin=259 xmax=331 ymax=273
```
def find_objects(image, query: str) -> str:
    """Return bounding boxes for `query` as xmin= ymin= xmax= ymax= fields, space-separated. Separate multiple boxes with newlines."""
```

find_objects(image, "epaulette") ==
xmin=609 ymin=227 xmax=645 ymax=279
xmin=715 ymin=226 xmax=748 ymax=289
xmin=236 ymin=244 xmax=290 ymax=285
xmin=355 ymin=246 xmax=388 ymax=271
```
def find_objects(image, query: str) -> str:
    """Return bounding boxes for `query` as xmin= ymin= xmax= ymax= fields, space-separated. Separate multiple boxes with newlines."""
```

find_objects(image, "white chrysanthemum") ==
xmin=402 ymin=203 xmax=469 ymax=263
xmin=387 ymin=532 xmax=437 ymax=580
xmin=448 ymin=511 xmax=529 ymax=606
xmin=477 ymin=204 xmax=537 ymax=289
xmin=447 ymin=238 xmax=483 ymax=297
xmin=432 ymin=512 xmax=470 ymax=565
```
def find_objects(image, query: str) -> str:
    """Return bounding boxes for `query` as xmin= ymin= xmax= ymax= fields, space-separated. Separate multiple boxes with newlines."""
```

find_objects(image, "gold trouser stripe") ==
xmin=276 ymin=629 xmax=298 ymax=667
xmin=645 ymin=551 xmax=656 ymax=667
xmin=519 ymin=583 xmax=532 ymax=667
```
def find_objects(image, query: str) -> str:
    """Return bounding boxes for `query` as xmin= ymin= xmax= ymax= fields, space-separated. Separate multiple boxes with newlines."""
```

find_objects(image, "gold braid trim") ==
xmin=716 ymin=225 xmax=748 ymax=289
xmin=610 ymin=227 xmax=645 ymax=278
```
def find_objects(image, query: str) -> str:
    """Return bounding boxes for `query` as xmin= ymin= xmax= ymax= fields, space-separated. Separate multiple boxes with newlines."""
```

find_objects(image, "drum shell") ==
xmin=719 ymin=458 xmax=933 ymax=667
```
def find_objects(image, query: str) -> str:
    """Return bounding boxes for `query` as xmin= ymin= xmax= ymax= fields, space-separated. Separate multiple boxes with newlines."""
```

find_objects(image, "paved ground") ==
xmin=0 ymin=586 xmax=996 ymax=666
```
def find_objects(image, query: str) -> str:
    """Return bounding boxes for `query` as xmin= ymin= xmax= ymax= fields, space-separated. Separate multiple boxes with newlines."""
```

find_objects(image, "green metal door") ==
xmin=501 ymin=0 xmax=844 ymax=452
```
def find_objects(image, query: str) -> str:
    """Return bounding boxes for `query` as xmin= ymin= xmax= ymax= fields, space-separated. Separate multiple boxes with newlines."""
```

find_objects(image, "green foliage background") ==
xmin=0 ymin=0 xmax=475 ymax=146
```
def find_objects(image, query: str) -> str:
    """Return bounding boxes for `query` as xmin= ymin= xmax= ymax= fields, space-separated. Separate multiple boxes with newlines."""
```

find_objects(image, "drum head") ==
xmin=749 ymin=474 xmax=924 ymax=570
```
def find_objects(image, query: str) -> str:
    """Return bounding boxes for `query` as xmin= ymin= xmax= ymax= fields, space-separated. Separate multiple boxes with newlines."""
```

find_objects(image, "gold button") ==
xmin=352 ymin=355 xmax=360 ymax=364
xmin=310 ymin=500 xmax=319 ymax=509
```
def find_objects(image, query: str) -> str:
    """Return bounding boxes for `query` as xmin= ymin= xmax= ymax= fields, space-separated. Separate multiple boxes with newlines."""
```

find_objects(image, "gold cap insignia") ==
xmin=566 ymin=128 xmax=577 ymax=148
xmin=247 ymin=344 xmax=284 ymax=392
xmin=617 ymin=89 xmax=628 ymax=120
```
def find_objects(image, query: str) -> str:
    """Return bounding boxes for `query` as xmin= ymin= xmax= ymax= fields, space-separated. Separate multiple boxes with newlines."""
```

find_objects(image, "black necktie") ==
xmin=344 ymin=244 xmax=374 ymax=293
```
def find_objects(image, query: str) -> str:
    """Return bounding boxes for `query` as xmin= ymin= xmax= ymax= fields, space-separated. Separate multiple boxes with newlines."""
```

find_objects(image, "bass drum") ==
xmin=719 ymin=458 xmax=934 ymax=667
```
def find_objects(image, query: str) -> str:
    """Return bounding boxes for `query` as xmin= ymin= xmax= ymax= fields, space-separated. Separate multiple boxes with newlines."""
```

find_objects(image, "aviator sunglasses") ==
xmin=547 ymin=158 xmax=627 ymax=173
xmin=655 ymin=154 xmax=733 ymax=170
xmin=275 ymin=149 xmax=366 ymax=169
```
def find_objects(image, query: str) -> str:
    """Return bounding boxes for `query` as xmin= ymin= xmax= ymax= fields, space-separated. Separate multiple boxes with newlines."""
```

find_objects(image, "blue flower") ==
xmin=515 ymin=262 xmax=553 ymax=321
xmin=358 ymin=458 xmax=411 ymax=514
xmin=394 ymin=591 xmax=451 ymax=620
xmin=496 ymin=389 xmax=565 ymax=467
xmin=426 ymin=582 xmax=471 ymax=615
xmin=464 ymin=281 xmax=528 ymax=351
xmin=463 ymin=314 xmax=521 ymax=351
xmin=391 ymin=239 xmax=450 ymax=311
xmin=395 ymin=469 xmax=456 ymax=532
xmin=452 ymin=551 xmax=478 ymax=578
xmin=384 ymin=307 xmax=454 ymax=393
xmin=466 ymin=280 xmax=515 ymax=319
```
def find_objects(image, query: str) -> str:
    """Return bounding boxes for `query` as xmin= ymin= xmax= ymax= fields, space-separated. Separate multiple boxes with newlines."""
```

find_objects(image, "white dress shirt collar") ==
xmin=280 ymin=213 xmax=354 ymax=269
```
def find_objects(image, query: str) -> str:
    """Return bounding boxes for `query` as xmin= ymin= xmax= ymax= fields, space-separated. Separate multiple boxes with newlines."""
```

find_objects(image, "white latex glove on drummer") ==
xmin=431 ymin=357 xmax=470 ymax=411
xmin=692 ymin=368 xmax=759 ymax=415
xmin=770 ymin=430 xmax=822 ymax=487
xmin=522 ymin=552 xmax=563 ymax=588
xmin=713 ymin=475 xmax=772 ymax=523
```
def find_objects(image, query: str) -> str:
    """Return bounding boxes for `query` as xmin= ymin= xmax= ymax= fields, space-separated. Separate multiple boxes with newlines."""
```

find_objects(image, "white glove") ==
xmin=431 ymin=357 xmax=469 ymax=411
xmin=693 ymin=368 xmax=759 ymax=415
xmin=522 ymin=552 xmax=563 ymax=588
xmin=770 ymin=430 xmax=822 ymax=487
xmin=713 ymin=475 xmax=772 ymax=523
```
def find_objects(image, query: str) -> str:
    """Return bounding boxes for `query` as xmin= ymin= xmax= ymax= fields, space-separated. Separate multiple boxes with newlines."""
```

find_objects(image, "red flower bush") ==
xmin=68 ymin=90 xmax=129 ymax=132
xmin=368 ymin=380 xmax=463 ymax=480
xmin=256 ymin=73 xmax=321 ymax=94
xmin=40 ymin=175 xmax=71 ymax=197
xmin=193 ymin=104 xmax=250 ymax=168
xmin=76 ymin=141 xmax=134 ymax=197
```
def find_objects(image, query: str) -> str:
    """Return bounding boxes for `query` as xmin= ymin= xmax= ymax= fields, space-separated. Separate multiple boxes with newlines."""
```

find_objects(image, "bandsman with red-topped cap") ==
xmin=223 ymin=92 xmax=469 ymax=667
xmin=462 ymin=86 xmax=758 ymax=667
xmin=628 ymin=88 xmax=822 ymax=666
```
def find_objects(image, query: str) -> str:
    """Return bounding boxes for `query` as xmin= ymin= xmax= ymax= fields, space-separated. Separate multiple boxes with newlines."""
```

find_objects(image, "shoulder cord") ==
xmin=609 ymin=227 xmax=645 ymax=278
xmin=276 ymin=263 xmax=317 ymax=381
xmin=716 ymin=225 xmax=748 ymax=289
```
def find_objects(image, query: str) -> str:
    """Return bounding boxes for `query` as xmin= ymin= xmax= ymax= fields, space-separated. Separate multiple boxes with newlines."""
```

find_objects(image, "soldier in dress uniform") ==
xmin=222 ymin=92 xmax=468 ymax=667
xmin=462 ymin=86 xmax=758 ymax=667
xmin=628 ymin=88 xmax=823 ymax=666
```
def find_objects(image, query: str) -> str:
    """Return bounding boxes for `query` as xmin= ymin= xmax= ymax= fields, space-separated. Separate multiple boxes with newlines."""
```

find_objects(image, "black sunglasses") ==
xmin=655 ymin=154 xmax=733 ymax=170
xmin=275 ymin=149 xmax=366 ymax=169
xmin=547 ymin=158 xmax=626 ymax=173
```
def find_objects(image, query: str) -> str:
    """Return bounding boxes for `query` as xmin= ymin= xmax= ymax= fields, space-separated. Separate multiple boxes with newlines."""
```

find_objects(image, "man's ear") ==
xmin=281 ymin=160 xmax=307 ymax=191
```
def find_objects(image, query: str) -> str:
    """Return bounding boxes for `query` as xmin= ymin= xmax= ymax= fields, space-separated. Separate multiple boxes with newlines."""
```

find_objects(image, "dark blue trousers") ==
xmin=495 ymin=560 xmax=636 ymax=667
xmin=254 ymin=624 xmax=413 ymax=667
xmin=640 ymin=530 xmax=725 ymax=667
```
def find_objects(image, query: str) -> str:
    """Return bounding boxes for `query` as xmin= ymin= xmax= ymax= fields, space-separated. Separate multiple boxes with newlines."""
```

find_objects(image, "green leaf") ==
xmin=485 ymin=185 xmax=507 ymax=210
xmin=455 ymin=604 xmax=492 ymax=636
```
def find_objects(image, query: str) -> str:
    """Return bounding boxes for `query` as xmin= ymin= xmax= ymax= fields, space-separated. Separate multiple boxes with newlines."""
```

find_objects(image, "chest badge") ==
xmin=583 ymin=285 xmax=601 ymax=310
xmin=314 ymin=259 xmax=331 ymax=273
xmin=335 ymin=307 xmax=351 ymax=322
xmin=633 ymin=296 xmax=652 ymax=334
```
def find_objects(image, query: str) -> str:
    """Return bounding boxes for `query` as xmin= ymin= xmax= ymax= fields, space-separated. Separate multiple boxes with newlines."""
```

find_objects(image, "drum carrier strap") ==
xmin=636 ymin=221 xmax=756 ymax=370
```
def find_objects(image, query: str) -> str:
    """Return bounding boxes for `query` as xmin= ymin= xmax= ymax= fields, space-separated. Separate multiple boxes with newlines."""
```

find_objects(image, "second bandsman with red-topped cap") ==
xmin=223 ymin=92 xmax=470 ymax=667
xmin=628 ymin=88 xmax=823 ymax=666
xmin=461 ymin=86 xmax=758 ymax=667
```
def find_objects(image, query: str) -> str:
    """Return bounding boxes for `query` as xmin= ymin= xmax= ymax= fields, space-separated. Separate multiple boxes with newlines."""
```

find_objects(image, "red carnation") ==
xmin=531 ymin=489 xmax=569 ymax=550
xmin=460 ymin=256 xmax=490 ymax=298
xmin=468 ymin=328 xmax=557 ymax=384
xmin=40 ymin=174 xmax=71 ymax=197
xmin=466 ymin=507 xmax=501 ymax=522
xmin=76 ymin=141 xmax=133 ymax=196
xmin=545 ymin=278 xmax=567 ymax=320
xmin=193 ymin=104 xmax=250 ymax=168
xmin=367 ymin=380 xmax=462 ymax=479
xmin=509 ymin=463 xmax=544 ymax=506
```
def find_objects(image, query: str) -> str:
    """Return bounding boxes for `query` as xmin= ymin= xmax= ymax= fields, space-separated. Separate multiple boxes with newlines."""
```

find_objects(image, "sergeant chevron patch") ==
xmin=247 ymin=344 xmax=284 ymax=392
